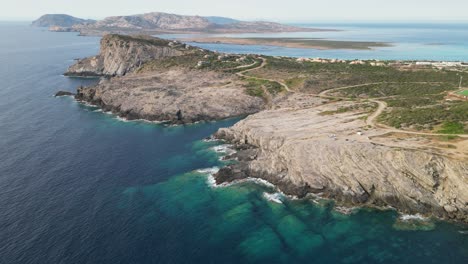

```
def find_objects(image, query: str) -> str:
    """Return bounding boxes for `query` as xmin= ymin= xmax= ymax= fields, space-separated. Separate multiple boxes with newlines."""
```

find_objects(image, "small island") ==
xmin=63 ymin=34 xmax=468 ymax=223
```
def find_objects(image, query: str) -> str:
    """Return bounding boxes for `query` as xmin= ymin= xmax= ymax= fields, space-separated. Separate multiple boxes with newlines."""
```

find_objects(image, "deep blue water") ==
xmin=160 ymin=22 xmax=468 ymax=61
xmin=0 ymin=22 xmax=467 ymax=264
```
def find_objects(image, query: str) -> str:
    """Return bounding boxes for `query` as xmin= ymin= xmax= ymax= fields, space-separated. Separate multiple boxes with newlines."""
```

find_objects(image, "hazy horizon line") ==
xmin=2 ymin=10 xmax=468 ymax=23
xmin=2 ymin=16 xmax=468 ymax=24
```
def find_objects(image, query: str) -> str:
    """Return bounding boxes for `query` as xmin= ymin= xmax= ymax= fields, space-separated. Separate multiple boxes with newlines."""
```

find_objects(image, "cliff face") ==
xmin=70 ymin=34 xmax=265 ymax=124
xmin=32 ymin=14 xmax=94 ymax=27
xmin=215 ymin=104 xmax=468 ymax=222
xmin=65 ymin=34 xmax=185 ymax=77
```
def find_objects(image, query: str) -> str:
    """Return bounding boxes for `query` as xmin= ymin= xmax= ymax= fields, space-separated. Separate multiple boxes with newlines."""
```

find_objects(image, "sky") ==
xmin=1 ymin=0 xmax=467 ymax=22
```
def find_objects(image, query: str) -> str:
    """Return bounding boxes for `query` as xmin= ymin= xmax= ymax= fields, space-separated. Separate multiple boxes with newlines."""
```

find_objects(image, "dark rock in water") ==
xmin=55 ymin=91 xmax=75 ymax=97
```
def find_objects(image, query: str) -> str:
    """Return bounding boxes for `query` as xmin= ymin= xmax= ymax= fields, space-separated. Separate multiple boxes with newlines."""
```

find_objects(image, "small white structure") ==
xmin=197 ymin=61 xmax=210 ymax=68
xmin=350 ymin=60 xmax=366 ymax=65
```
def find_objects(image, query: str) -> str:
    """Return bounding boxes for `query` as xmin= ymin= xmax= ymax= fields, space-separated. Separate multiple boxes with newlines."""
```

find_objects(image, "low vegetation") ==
xmin=319 ymin=103 xmax=376 ymax=116
xmin=244 ymin=78 xmax=284 ymax=98
xmin=437 ymin=121 xmax=466 ymax=134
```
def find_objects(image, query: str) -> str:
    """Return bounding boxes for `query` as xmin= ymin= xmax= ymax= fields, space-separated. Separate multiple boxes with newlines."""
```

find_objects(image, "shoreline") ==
xmin=181 ymin=37 xmax=391 ymax=50
xmin=211 ymin=130 xmax=468 ymax=224
xmin=202 ymin=139 xmax=468 ymax=227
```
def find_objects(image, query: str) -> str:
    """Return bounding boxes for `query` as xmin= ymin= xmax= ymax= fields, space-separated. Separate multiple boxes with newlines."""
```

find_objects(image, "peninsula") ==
xmin=63 ymin=34 xmax=468 ymax=223
xmin=183 ymin=37 xmax=390 ymax=50
xmin=32 ymin=12 xmax=326 ymax=35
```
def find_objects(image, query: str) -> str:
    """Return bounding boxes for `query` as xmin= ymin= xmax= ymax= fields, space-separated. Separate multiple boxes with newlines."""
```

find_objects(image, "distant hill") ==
xmin=32 ymin=14 xmax=95 ymax=27
xmin=35 ymin=12 xmax=323 ymax=35
xmin=204 ymin=16 xmax=240 ymax=25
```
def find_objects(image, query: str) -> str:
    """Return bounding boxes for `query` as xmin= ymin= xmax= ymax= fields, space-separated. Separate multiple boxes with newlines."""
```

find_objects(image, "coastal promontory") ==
xmin=65 ymin=34 xmax=468 ymax=222
xmin=69 ymin=34 xmax=266 ymax=123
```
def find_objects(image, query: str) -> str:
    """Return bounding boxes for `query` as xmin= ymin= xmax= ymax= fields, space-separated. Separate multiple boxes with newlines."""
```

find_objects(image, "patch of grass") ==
xmin=378 ymin=101 xmax=468 ymax=130
xmin=337 ymin=83 xmax=454 ymax=98
xmin=245 ymin=86 xmax=264 ymax=97
xmin=244 ymin=78 xmax=284 ymax=97
xmin=438 ymin=135 xmax=459 ymax=141
xmin=384 ymin=94 xmax=444 ymax=108
xmin=437 ymin=121 xmax=466 ymax=134
xmin=285 ymin=77 xmax=306 ymax=90
xmin=457 ymin=89 xmax=468 ymax=96
xmin=319 ymin=103 xmax=376 ymax=116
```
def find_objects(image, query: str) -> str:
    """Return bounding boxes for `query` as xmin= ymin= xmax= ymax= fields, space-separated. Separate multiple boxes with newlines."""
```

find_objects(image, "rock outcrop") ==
xmin=215 ymin=103 xmax=468 ymax=222
xmin=69 ymin=34 xmax=265 ymax=123
xmin=75 ymin=69 xmax=265 ymax=124
xmin=54 ymin=91 xmax=75 ymax=97
xmin=65 ymin=34 xmax=186 ymax=77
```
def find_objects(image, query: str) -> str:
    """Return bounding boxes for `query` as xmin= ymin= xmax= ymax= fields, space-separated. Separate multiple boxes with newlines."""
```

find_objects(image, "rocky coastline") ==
xmin=212 ymin=106 xmax=468 ymax=223
xmin=61 ymin=34 xmax=467 ymax=223
xmin=65 ymin=34 xmax=266 ymax=124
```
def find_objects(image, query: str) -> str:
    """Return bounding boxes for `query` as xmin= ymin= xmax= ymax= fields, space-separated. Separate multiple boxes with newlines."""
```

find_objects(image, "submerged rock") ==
xmin=54 ymin=91 xmax=75 ymax=97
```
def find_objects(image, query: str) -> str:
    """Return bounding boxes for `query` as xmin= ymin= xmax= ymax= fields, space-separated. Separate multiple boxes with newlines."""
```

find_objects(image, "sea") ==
xmin=164 ymin=22 xmax=468 ymax=61
xmin=0 ymin=22 xmax=467 ymax=264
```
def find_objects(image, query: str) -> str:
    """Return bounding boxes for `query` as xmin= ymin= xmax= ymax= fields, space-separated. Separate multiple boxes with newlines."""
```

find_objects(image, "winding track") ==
xmin=236 ymin=57 xmax=291 ymax=92
xmin=235 ymin=58 xmax=466 ymax=138
xmin=319 ymin=82 xmax=468 ymax=138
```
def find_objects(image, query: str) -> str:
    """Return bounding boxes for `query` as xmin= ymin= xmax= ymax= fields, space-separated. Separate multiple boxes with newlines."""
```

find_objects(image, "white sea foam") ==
xmin=202 ymin=137 xmax=219 ymax=143
xmin=211 ymin=144 xmax=234 ymax=153
xmin=113 ymin=115 xmax=166 ymax=124
xmin=263 ymin=192 xmax=284 ymax=204
xmin=334 ymin=206 xmax=358 ymax=215
xmin=399 ymin=214 xmax=428 ymax=221
xmin=196 ymin=167 xmax=277 ymax=189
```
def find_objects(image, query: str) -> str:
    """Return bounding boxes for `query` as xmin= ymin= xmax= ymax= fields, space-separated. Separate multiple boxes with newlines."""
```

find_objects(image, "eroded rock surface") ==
xmin=215 ymin=102 xmax=468 ymax=222
xmin=65 ymin=34 xmax=185 ymax=77
xmin=76 ymin=69 xmax=264 ymax=123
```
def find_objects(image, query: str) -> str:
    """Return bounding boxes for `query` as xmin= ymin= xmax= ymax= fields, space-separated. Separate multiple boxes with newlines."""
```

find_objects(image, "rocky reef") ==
xmin=214 ymin=103 xmax=468 ymax=222
xmin=65 ymin=34 xmax=186 ymax=77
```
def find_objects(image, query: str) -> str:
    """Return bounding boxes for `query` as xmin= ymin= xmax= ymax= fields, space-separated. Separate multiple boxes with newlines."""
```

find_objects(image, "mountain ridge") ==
xmin=32 ymin=14 xmax=95 ymax=27
xmin=32 ymin=12 xmax=324 ymax=35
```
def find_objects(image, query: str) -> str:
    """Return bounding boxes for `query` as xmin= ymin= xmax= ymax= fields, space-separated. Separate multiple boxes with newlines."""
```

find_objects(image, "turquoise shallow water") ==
xmin=0 ymin=22 xmax=467 ymax=263
xmin=159 ymin=23 xmax=468 ymax=61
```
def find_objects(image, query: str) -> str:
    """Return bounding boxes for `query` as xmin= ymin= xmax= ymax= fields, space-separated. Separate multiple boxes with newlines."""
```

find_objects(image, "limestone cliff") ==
xmin=65 ymin=34 xmax=185 ymax=77
xmin=215 ymin=103 xmax=468 ymax=222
